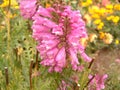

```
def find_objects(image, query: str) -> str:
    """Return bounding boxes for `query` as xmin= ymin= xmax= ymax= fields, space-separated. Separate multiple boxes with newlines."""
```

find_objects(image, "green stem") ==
xmin=35 ymin=50 xmax=39 ymax=71
xmin=29 ymin=60 xmax=34 ymax=90
xmin=5 ymin=0 xmax=11 ymax=61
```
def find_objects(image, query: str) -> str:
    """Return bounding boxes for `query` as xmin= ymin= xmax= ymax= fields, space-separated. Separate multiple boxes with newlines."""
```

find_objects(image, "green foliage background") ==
xmin=0 ymin=0 xmax=120 ymax=90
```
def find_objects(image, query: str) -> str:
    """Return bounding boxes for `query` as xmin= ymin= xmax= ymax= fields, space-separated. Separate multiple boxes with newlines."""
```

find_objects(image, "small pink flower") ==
xmin=102 ymin=0 xmax=110 ymax=6
xmin=20 ymin=0 xmax=37 ymax=19
xmin=115 ymin=58 xmax=120 ymax=64
xmin=88 ymin=74 xmax=108 ymax=90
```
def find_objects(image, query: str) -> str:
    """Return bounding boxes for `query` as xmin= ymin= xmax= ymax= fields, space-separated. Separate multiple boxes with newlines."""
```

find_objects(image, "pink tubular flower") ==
xmin=32 ymin=5 xmax=91 ymax=72
xmin=88 ymin=74 xmax=108 ymax=90
xmin=20 ymin=0 xmax=37 ymax=19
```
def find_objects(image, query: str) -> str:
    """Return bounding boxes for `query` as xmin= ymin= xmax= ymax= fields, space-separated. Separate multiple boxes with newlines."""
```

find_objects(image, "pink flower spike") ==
xmin=31 ymin=5 xmax=90 ymax=72
xmin=20 ymin=0 xmax=37 ymax=19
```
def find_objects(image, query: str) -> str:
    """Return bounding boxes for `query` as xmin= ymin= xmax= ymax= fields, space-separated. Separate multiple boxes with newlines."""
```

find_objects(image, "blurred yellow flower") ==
xmin=89 ymin=6 xmax=107 ymax=18
xmin=115 ymin=39 xmax=119 ymax=45
xmin=106 ymin=4 xmax=113 ymax=10
xmin=81 ymin=0 xmax=92 ymax=7
xmin=98 ymin=8 xmax=106 ymax=16
xmin=0 ymin=0 xmax=19 ymax=9
xmin=80 ymin=38 xmax=88 ymax=47
xmin=103 ymin=33 xmax=113 ymax=44
xmin=89 ymin=5 xmax=99 ymax=14
xmin=89 ymin=33 xmax=97 ymax=42
xmin=106 ymin=15 xmax=114 ymax=21
xmin=83 ymin=14 xmax=91 ymax=24
xmin=114 ymin=4 xmax=120 ymax=11
xmin=105 ymin=4 xmax=113 ymax=14
xmin=45 ymin=3 xmax=51 ymax=8
xmin=112 ymin=16 xmax=120 ymax=24
xmin=99 ymin=32 xmax=105 ymax=39
xmin=93 ymin=19 xmax=101 ymax=25
xmin=106 ymin=9 xmax=113 ymax=14
xmin=107 ymin=15 xmax=120 ymax=24
xmin=3 ymin=11 xmax=16 ymax=18
xmin=97 ymin=22 xmax=104 ymax=30
xmin=91 ymin=14 xmax=100 ymax=18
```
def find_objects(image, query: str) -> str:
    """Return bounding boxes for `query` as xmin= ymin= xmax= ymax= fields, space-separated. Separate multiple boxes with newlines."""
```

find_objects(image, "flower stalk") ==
xmin=5 ymin=67 xmax=9 ymax=89
xmin=29 ymin=60 xmax=34 ymax=90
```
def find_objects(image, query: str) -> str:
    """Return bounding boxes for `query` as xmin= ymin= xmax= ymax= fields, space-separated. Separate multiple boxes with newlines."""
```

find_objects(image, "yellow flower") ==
xmin=98 ymin=8 xmax=106 ymax=16
xmin=99 ymin=32 xmax=113 ymax=44
xmin=112 ymin=16 xmax=120 ymax=24
xmin=80 ymin=38 xmax=88 ymax=47
xmin=99 ymin=32 xmax=105 ymax=39
xmin=89 ymin=5 xmax=99 ymax=14
xmin=106 ymin=4 xmax=113 ymax=10
xmin=89 ymin=6 xmax=107 ymax=18
xmin=89 ymin=33 xmax=97 ymax=42
xmin=106 ymin=9 xmax=113 ymax=14
xmin=81 ymin=0 xmax=92 ymax=7
xmin=106 ymin=15 xmax=119 ymax=24
xmin=0 ymin=0 xmax=19 ymax=9
xmin=115 ymin=39 xmax=119 ymax=45
xmin=81 ymin=2 xmax=88 ymax=7
xmin=93 ymin=19 xmax=101 ymax=25
xmin=106 ymin=15 xmax=114 ymax=21
xmin=0 ymin=0 xmax=9 ymax=7
xmin=103 ymin=33 xmax=113 ymax=44
xmin=83 ymin=14 xmax=91 ymax=24
xmin=114 ymin=4 xmax=120 ymax=11
xmin=91 ymin=14 xmax=100 ymax=18
xmin=97 ymin=22 xmax=104 ymax=30
xmin=3 ymin=11 xmax=16 ymax=18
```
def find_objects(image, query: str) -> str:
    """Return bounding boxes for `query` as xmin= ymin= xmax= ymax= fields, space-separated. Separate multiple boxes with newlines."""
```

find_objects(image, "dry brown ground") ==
xmin=91 ymin=47 xmax=120 ymax=75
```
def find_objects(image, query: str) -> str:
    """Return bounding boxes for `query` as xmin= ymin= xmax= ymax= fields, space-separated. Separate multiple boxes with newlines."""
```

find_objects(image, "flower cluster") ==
xmin=99 ymin=32 xmax=113 ymax=44
xmin=0 ymin=0 xmax=19 ymax=9
xmin=80 ymin=0 xmax=120 ymax=46
xmin=31 ymin=5 xmax=91 ymax=72
xmin=81 ymin=0 xmax=92 ymax=7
